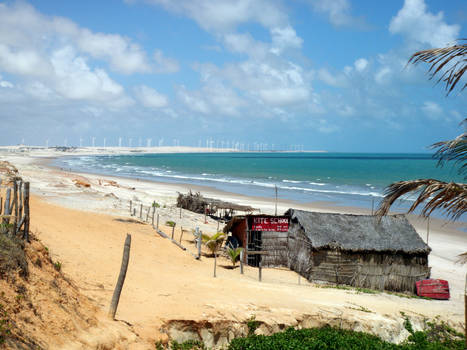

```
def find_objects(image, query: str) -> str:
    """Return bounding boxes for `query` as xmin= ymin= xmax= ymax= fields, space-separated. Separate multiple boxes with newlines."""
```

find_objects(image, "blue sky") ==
xmin=0 ymin=0 xmax=466 ymax=152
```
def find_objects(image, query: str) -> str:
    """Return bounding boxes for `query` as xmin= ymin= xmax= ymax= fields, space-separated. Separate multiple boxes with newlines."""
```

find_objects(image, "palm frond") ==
xmin=376 ymin=179 xmax=467 ymax=220
xmin=431 ymin=131 xmax=467 ymax=177
xmin=408 ymin=39 xmax=467 ymax=95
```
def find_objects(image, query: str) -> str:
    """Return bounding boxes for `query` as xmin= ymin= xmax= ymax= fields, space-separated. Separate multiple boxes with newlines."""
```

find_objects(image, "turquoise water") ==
xmin=57 ymin=152 xmax=465 ymax=218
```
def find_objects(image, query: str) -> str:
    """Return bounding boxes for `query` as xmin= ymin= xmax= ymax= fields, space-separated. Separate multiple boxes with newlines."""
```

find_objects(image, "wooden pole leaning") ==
xmin=23 ymin=183 xmax=30 ymax=241
xmin=108 ymin=234 xmax=131 ymax=320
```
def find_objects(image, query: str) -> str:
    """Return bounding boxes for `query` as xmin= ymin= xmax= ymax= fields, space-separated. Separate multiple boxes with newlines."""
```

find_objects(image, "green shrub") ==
xmin=227 ymin=324 xmax=465 ymax=350
xmin=170 ymin=339 xmax=206 ymax=350
xmin=53 ymin=261 xmax=62 ymax=272
xmin=166 ymin=221 xmax=176 ymax=227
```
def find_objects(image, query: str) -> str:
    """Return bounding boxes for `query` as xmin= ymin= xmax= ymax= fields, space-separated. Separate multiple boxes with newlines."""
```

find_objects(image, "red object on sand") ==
xmin=415 ymin=279 xmax=450 ymax=300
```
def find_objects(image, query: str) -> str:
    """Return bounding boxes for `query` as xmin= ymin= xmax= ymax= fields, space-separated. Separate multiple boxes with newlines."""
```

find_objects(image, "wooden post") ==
xmin=3 ymin=188 xmax=11 ymax=226
xmin=133 ymin=208 xmax=136 ymax=216
xmin=129 ymin=200 xmax=132 ymax=215
xmin=179 ymin=226 xmax=184 ymax=244
xmin=204 ymin=205 xmax=207 ymax=224
xmin=258 ymin=260 xmax=262 ymax=282
xmin=18 ymin=181 xmax=23 ymax=221
xmin=139 ymin=204 xmax=142 ymax=219
xmin=213 ymin=252 xmax=217 ymax=278
xmin=12 ymin=180 xmax=18 ymax=235
xmin=108 ymin=234 xmax=131 ymax=320
xmin=196 ymin=228 xmax=201 ymax=259
xmin=23 ymin=183 xmax=30 ymax=242
xmin=156 ymin=214 xmax=159 ymax=230
xmin=0 ymin=197 xmax=2 ymax=215
xmin=171 ymin=223 xmax=176 ymax=239
xmin=146 ymin=207 xmax=150 ymax=222
xmin=240 ymin=249 xmax=244 ymax=274
xmin=217 ymin=221 xmax=220 ymax=232
xmin=371 ymin=197 xmax=374 ymax=215
xmin=151 ymin=208 xmax=155 ymax=226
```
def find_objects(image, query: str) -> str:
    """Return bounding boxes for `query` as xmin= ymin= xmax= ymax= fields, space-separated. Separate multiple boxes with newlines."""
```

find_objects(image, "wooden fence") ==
xmin=0 ymin=178 xmax=30 ymax=241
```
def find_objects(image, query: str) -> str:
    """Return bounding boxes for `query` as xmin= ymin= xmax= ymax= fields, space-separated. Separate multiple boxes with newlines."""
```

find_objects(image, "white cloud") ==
xmin=134 ymin=85 xmax=169 ymax=108
xmin=270 ymin=25 xmax=303 ymax=54
xmin=307 ymin=0 xmax=364 ymax=28
xmin=389 ymin=0 xmax=460 ymax=47
xmin=134 ymin=0 xmax=288 ymax=32
xmin=51 ymin=46 xmax=125 ymax=102
xmin=421 ymin=101 xmax=443 ymax=119
xmin=0 ymin=75 xmax=13 ymax=88
xmin=76 ymin=30 xmax=152 ymax=74
xmin=0 ymin=44 xmax=52 ymax=76
xmin=318 ymin=68 xmax=348 ymax=87
xmin=354 ymin=58 xmax=368 ymax=72
xmin=374 ymin=66 xmax=392 ymax=85
xmin=153 ymin=50 xmax=179 ymax=73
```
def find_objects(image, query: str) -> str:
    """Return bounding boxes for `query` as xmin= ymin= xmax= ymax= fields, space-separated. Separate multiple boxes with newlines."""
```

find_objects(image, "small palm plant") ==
xmin=202 ymin=232 xmax=225 ymax=277
xmin=227 ymin=247 xmax=243 ymax=268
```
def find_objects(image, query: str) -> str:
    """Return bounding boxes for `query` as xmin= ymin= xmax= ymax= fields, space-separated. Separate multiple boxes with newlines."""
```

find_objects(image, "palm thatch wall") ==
xmin=286 ymin=209 xmax=431 ymax=292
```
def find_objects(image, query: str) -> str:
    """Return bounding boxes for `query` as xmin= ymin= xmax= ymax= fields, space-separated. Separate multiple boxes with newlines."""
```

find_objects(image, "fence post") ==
xmin=156 ymin=214 xmax=159 ymax=230
xmin=240 ymin=249 xmax=244 ymax=274
xmin=139 ymin=204 xmax=142 ymax=219
xmin=3 ymin=188 xmax=11 ymax=226
xmin=108 ymin=234 xmax=131 ymax=320
xmin=12 ymin=180 xmax=18 ymax=235
xmin=179 ymin=226 xmax=184 ymax=244
xmin=23 ymin=183 xmax=30 ymax=242
xmin=258 ymin=260 xmax=262 ymax=282
xmin=129 ymin=200 xmax=132 ymax=215
xmin=196 ymin=228 xmax=201 ymax=259
xmin=171 ymin=223 xmax=176 ymax=240
xmin=152 ymin=208 xmax=155 ymax=226
xmin=146 ymin=207 xmax=150 ymax=222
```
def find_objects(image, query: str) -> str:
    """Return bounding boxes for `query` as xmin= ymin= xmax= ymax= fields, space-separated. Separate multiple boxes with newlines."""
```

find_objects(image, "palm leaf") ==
xmin=431 ymin=129 xmax=467 ymax=178
xmin=376 ymin=179 xmax=467 ymax=220
xmin=227 ymin=247 xmax=242 ymax=267
xmin=202 ymin=232 xmax=225 ymax=255
xmin=408 ymin=39 xmax=467 ymax=95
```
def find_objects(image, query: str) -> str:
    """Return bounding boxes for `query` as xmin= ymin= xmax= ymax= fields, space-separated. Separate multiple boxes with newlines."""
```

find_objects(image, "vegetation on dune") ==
xmin=227 ymin=323 xmax=465 ymax=350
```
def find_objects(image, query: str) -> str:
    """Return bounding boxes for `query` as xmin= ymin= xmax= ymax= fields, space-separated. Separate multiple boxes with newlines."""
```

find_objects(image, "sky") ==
xmin=0 ymin=0 xmax=466 ymax=152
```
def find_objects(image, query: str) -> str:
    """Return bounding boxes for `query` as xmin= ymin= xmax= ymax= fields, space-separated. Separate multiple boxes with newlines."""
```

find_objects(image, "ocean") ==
xmin=56 ymin=152 xmax=465 ymax=219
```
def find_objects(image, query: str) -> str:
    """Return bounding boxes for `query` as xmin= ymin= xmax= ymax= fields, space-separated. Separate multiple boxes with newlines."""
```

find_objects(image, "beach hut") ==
xmin=285 ymin=209 xmax=431 ymax=292
xmin=224 ymin=209 xmax=431 ymax=292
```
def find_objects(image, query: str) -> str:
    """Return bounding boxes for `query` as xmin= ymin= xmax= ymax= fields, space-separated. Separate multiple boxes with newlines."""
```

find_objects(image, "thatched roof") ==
xmin=285 ymin=209 xmax=430 ymax=254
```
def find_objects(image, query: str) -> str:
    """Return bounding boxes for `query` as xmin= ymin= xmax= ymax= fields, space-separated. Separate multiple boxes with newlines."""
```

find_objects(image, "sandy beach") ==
xmin=0 ymin=146 xmax=465 ymax=349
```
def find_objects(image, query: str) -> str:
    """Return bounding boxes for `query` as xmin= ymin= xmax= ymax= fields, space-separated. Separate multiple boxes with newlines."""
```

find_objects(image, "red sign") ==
xmin=251 ymin=217 xmax=289 ymax=232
